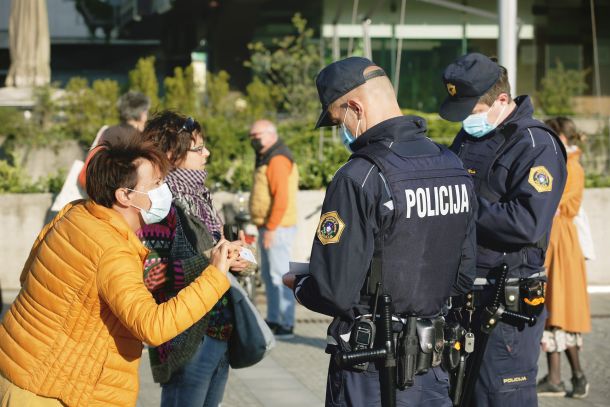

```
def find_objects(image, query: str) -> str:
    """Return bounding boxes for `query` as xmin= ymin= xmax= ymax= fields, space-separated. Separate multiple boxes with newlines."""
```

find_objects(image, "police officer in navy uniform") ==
xmin=439 ymin=53 xmax=567 ymax=406
xmin=283 ymin=57 xmax=477 ymax=406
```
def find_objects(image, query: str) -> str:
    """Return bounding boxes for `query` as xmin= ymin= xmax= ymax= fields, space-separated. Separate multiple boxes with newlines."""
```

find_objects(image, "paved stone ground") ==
xmin=2 ymin=290 xmax=609 ymax=406
xmin=136 ymin=292 xmax=610 ymax=407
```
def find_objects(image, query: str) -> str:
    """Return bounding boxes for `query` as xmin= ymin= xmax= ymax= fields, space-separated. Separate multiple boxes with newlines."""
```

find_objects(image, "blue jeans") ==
xmin=160 ymin=335 xmax=229 ymax=407
xmin=259 ymin=226 xmax=297 ymax=329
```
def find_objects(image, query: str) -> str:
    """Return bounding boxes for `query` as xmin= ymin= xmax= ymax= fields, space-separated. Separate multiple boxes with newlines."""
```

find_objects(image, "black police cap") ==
xmin=439 ymin=53 xmax=502 ymax=122
xmin=314 ymin=57 xmax=386 ymax=129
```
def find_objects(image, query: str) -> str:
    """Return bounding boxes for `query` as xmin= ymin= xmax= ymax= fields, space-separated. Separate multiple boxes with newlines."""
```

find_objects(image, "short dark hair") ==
xmin=86 ymin=138 xmax=169 ymax=208
xmin=99 ymin=124 xmax=140 ymax=146
xmin=479 ymin=60 xmax=511 ymax=106
xmin=142 ymin=110 xmax=203 ymax=167
xmin=545 ymin=117 xmax=584 ymax=144
xmin=117 ymin=91 xmax=151 ymax=123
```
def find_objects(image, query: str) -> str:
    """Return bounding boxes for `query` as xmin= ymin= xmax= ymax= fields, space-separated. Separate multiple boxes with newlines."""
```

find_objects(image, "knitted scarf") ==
xmin=165 ymin=168 xmax=223 ymax=243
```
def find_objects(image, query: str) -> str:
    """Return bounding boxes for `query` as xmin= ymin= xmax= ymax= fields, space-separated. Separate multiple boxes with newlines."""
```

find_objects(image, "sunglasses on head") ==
xmin=180 ymin=117 xmax=196 ymax=133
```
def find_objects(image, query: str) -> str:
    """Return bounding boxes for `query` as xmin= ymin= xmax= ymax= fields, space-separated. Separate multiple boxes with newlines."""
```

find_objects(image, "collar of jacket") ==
xmin=350 ymin=115 xmax=428 ymax=152
xmin=255 ymin=139 xmax=294 ymax=167
xmin=84 ymin=200 xmax=150 ymax=260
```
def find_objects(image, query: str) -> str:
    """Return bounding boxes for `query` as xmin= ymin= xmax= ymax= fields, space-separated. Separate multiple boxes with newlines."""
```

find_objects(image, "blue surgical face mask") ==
xmin=462 ymin=102 xmax=506 ymax=138
xmin=128 ymin=183 xmax=173 ymax=224
xmin=339 ymin=107 xmax=361 ymax=152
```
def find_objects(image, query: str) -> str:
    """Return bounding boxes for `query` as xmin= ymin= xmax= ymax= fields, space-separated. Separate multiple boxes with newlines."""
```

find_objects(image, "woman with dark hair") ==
xmin=537 ymin=117 xmax=590 ymax=399
xmin=139 ymin=111 xmax=249 ymax=407
xmin=0 ymin=138 xmax=238 ymax=406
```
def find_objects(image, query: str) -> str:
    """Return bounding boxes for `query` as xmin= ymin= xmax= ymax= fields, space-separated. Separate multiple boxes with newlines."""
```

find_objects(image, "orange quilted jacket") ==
xmin=0 ymin=201 xmax=229 ymax=406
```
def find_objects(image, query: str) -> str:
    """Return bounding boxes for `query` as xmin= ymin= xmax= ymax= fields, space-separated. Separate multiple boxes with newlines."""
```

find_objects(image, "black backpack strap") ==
xmin=350 ymin=143 xmax=395 ymax=297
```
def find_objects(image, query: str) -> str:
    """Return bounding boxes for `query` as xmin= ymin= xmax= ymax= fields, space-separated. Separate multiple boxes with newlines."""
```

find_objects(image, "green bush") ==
xmin=0 ymin=160 xmax=33 ymax=192
xmin=537 ymin=62 xmax=589 ymax=116
xmin=585 ymin=173 xmax=610 ymax=188
xmin=62 ymin=77 xmax=120 ymax=145
xmin=0 ymin=159 xmax=67 ymax=194
xmin=245 ymin=13 xmax=320 ymax=121
xmin=0 ymin=107 xmax=29 ymax=147
xmin=164 ymin=64 xmax=197 ymax=116
xmin=129 ymin=56 xmax=160 ymax=109
xmin=5 ymin=14 xmax=606 ymax=195
xmin=402 ymin=109 xmax=461 ymax=146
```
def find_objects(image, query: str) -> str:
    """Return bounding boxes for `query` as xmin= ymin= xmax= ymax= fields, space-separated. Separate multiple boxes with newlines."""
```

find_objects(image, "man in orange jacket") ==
xmin=249 ymin=119 xmax=299 ymax=338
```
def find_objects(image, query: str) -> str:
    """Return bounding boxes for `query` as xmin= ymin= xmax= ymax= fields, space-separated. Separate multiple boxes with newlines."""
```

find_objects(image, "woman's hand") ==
xmin=282 ymin=272 xmax=298 ymax=289
xmin=210 ymin=239 xmax=240 ymax=275
xmin=229 ymin=230 xmax=250 ymax=273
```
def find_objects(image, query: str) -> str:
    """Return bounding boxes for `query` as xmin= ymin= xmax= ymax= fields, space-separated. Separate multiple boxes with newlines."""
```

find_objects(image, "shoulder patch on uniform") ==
xmin=528 ymin=166 xmax=553 ymax=192
xmin=316 ymin=211 xmax=345 ymax=245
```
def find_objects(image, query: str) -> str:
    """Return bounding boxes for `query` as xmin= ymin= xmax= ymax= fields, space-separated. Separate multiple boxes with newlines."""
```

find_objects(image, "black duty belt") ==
xmin=473 ymin=270 xmax=546 ymax=287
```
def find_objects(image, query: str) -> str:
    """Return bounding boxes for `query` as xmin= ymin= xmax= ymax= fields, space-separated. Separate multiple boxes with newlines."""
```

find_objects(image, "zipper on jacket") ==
xmin=458 ymin=142 xmax=465 ymax=157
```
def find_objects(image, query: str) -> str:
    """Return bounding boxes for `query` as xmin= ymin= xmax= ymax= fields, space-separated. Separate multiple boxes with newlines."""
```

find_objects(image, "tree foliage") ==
xmin=63 ymin=77 xmax=120 ymax=144
xmin=164 ymin=65 xmax=197 ymax=116
xmin=537 ymin=61 xmax=589 ymax=116
xmin=245 ymin=13 xmax=320 ymax=120
xmin=128 ymin=56 xmax=160 ymax=109
xmin=5 ymin=15 xmax=610 ymax=194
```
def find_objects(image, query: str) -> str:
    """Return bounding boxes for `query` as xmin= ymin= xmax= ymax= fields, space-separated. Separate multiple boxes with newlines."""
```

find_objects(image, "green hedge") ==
xmin=1 ymin=13 xmax=609 ymax=192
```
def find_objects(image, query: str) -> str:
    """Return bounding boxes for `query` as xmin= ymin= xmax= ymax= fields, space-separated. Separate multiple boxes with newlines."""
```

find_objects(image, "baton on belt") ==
xmin=336 ymin=292 xmax=397 ymax=407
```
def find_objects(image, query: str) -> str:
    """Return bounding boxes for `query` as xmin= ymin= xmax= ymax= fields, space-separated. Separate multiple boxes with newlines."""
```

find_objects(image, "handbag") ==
xmin=574 ymin=206 xmax=596 ymax=261
xmin=228 ymin=273 xmax=276 ymax=368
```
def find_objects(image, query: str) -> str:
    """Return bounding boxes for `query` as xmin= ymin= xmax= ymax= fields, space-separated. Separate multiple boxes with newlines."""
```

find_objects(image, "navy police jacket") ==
xmin=449 ymin=96 xmax=567 ymax=281
xmin=294 ymin=116 xmax=477 ymax=350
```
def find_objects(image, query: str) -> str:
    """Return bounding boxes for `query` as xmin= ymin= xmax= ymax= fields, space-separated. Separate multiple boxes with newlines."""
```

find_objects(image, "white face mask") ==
xmin=127 ymin=183 xmax=172 ymax=224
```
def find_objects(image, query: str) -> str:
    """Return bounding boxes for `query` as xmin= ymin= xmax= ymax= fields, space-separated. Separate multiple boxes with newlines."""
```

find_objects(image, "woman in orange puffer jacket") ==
xmin=0 ymin=138 xmax=239 ymax=407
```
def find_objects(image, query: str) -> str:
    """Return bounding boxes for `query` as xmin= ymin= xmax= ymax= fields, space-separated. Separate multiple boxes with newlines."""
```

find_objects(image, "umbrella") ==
xmin=5 ymin=0 xmax=50 ymax=87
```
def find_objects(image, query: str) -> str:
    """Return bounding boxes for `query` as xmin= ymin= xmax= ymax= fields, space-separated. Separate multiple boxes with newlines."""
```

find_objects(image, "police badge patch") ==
xmin=316 ymin=211 xmax=345 ymax=245
xmin=446 ymin=83 xmax=457 ymax=96
xmin=528 ymin=166 xmax=553 ymax=192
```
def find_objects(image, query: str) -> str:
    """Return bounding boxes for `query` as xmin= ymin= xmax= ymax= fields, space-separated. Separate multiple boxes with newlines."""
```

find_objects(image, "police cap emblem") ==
xmin=528 ymin=166 xmax=553 ymax=192
xmin=446 ymin=83 xmax=457 ymax=96
xmin=316 ymin=211 xmax=345 ymax=245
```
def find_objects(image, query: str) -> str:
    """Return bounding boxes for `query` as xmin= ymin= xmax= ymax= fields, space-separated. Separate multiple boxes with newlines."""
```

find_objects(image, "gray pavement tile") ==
xmin=3 ymin=289 xmax=610 ymax=406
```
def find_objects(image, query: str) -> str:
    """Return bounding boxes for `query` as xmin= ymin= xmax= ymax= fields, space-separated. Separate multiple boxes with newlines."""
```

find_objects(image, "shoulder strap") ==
xmin=349 ymin=142 xmax=394 ymax=174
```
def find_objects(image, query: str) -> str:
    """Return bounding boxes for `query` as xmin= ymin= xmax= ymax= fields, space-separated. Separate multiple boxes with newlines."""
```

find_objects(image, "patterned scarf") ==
xmin=165 ymin=168 xmax=223 ymax=243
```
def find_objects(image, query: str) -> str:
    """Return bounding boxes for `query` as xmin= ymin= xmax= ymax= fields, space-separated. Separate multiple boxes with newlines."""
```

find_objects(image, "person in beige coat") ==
xmin=537 ymin=117 xmax=591 ymax=399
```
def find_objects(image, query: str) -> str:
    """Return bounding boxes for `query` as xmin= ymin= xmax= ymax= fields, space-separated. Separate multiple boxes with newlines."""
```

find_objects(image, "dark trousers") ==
xmin=470 ymin=307 xmax=547 ymax=407
xmin=326 ymin=356 xmax=452 ymax=407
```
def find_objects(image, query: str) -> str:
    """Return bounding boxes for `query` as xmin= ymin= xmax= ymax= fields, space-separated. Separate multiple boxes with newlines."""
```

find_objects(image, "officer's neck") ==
xmin=363 ymin=106 xmax=403 ymax=132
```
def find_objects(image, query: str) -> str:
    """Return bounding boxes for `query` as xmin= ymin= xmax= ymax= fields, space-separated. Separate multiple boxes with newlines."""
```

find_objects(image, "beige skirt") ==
xmin=541 ymin=327 xmax=584 ymax=353
xmin=0 ymin=374 xmax=65 ymax=407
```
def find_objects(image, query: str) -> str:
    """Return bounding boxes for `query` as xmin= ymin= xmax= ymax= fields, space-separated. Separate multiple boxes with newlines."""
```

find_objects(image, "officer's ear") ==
xmin=346 ymin=99 xmax=363 ymax=119
xmin=497 ymin=93 xmax=511 ymax=105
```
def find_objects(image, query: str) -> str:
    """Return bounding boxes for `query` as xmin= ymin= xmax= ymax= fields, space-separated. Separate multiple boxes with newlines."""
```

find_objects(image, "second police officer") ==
xmin=283 ymin=57 xmax=477 ymax=406
xmin=439 ymin=53 xmax=567 ymax=406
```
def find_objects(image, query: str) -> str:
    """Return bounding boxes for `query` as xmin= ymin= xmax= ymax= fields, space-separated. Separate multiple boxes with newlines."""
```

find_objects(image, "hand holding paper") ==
xmin=283 ymin=262 xmax=310 ymax=289
xmin=239 ymin=247 xmax=257 ymax=264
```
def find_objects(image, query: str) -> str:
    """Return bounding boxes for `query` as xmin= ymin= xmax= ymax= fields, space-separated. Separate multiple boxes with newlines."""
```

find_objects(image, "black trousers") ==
xmin=325 ymin=356 xmax=452 ymax=407
xmin=469 ymin=306 xmax=547 ymax=407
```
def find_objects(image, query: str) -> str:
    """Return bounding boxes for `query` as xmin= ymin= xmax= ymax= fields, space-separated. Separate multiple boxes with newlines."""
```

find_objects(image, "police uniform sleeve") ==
xmin=295 ymin=173 xmax=377 ymax=319
xmin=477 ymin=131 xmax=567 ymax=245
xmin=451 ymin=187 xmax=477 ymax=296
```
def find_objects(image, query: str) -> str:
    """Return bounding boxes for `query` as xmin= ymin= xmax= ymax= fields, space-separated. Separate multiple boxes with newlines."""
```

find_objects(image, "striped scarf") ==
xmin=165 ymin=168 xmax=223 ymax=242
